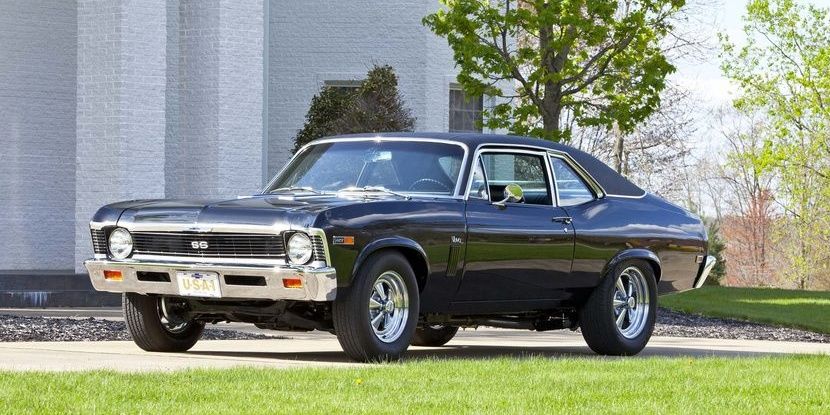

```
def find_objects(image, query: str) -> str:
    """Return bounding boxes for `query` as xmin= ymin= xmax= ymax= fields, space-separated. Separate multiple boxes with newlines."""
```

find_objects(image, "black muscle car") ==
xmin=85 ymin=133 xmax=715 ymax=361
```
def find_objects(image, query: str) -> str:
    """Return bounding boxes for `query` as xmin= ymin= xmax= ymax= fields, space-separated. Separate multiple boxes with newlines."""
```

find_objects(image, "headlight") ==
xmin=286 ymin=232 xmax=313 ymax=264
xmin=108 ymin=228 xmax=133 ymax=259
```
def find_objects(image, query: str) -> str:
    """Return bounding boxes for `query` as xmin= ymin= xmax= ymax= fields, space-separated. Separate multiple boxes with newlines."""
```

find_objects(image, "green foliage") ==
xmin=293 ymin=65 xmax=415 ymax=152
xmin=720 ymin=0 xmax=830 ymax=289
xmin=292 ymin=87 xmax=353 ymax=153
xmin=423 ymin=0 xmax=683 ymax=141
xmin=704 ymin=221 xmax=726 ymax=286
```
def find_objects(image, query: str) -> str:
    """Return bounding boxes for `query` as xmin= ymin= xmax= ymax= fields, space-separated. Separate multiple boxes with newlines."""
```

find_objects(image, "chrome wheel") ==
xmin=158 ymin=297 xmax=191 ymax=334
xmin=612 ymin=266 xmax=650 ymax=339
xmin=368 ymin=271 xmax=410 ymax=343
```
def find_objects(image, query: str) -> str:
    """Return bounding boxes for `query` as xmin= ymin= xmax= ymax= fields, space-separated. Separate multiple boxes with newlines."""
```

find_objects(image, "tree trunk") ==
xmin=538 ymin=14 xmax=566 ymax=140
xmin=612 ymin=121 xmax=624 ymax=173
xmin=543 ymin=102 xmax=560 ymax=134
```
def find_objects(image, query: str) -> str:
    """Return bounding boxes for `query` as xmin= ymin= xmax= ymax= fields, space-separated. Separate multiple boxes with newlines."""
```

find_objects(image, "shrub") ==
xmin=293 ymin=65 xmax=415 ymax=153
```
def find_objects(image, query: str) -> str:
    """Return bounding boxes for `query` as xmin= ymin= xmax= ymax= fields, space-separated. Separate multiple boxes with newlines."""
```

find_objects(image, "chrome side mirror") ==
xmin=493 ymin=183 xmax=523 ymax=208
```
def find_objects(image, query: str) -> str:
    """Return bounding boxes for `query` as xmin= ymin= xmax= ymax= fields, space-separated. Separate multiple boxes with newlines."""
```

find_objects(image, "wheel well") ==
xmin=371 ymin=247 xmax=429 ymax=293
xmin=644 ymin=259 xmax=662 ymax=282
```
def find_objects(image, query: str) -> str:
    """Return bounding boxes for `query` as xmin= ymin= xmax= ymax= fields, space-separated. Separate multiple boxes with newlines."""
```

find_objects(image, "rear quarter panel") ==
xmin=565 ymin=194 xmax=707 ymax=294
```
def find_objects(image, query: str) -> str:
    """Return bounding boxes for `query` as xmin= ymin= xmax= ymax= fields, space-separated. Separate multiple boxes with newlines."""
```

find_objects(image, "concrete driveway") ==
xmin=2 ymin=328 xmax=828 ymax=372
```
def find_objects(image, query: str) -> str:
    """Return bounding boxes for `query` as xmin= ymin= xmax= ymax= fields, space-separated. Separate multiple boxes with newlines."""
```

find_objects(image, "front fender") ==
xmin=351 ymin=237 xmax=430 ymax=281
xmin=601 ymin=248 xmax=662 ymax=282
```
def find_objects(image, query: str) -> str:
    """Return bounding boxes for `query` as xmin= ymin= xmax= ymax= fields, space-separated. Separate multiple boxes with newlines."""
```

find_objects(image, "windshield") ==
xmin=267 ymin=140 xmax=466 ymax=196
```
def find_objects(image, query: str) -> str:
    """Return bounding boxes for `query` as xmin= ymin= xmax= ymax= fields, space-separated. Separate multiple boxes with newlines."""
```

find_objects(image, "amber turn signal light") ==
xmin=282 ymin=277 xmax=303 ymax=289
xmin=103 ymin=270 xmax=123 ymax=281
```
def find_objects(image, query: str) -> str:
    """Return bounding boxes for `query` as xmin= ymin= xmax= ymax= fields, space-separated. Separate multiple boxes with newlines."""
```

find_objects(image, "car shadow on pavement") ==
xmin=185 ymin=344 xmax=785 ymax=363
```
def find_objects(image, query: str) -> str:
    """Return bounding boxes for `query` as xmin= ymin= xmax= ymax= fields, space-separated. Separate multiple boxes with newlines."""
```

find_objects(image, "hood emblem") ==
xmin=185 ymin=226 xmax=213 ymax=233
xmin=191 ymin=241 xmax=209 ymax=249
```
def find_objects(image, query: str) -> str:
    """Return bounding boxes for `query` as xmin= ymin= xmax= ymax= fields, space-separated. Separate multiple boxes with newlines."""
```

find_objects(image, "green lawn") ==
xmin=661 ymin=286 xmax=830 ymax=334
xmin=1 ymin=356 xmax=829 ymax=414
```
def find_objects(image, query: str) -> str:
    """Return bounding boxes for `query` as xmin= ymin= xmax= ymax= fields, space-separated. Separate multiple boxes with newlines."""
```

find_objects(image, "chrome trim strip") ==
xmin=90 ymin=220 xmax=117 ymax=231
xmin=130 ymin=254 xmax=286 ymax=266
xmin=547 ymin=150 xmax=606 ymax=199
xmin=85 ymin=258 xmax=338 ymax=302
xmin=307 ymin=228 xmax=332 ymax=266
xmin=261 ymin=136 xmax=470 ymax=199
xmin=120 ymin=222 xmax=291 ymax=234
xmin=606 ymin=193 xmax=649 ymax=199
xmin=694 ymin=255 xmax=717 ymax=289
xmin=90 ymin=224 xmax=333 ymax=268
xmin=545 ymin=152 xmax=560 ymax=206
xmin=547 ymin=152 xmax=605 ymax=206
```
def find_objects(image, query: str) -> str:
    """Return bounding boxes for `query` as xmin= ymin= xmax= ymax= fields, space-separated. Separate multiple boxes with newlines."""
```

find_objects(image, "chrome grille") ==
xmin=132 ymin=232 xmax=285 ymax=259
xmin=310 ymin=235 xmax=326 ymax=261
xmin=91 ymin=229 xmax=108 ymax=254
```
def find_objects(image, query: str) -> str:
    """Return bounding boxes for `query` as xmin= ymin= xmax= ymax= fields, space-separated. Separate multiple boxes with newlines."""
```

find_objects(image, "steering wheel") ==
xmin=408 ymin=178 xmax=452 ymax=193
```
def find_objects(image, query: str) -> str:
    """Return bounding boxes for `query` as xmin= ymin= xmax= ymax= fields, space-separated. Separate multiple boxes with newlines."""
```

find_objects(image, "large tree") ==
xmin=293 ymin=65 xmax=415 ymax=152
xmin=720 ymin=0 xmax=830 ymax=289
xmin=424 ymin=0 xmax=684 ymax=141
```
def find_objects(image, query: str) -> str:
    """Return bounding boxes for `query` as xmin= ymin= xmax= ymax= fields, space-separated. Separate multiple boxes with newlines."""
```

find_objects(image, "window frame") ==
xmin=264 ymin=137 xmax=470 ymax=199
xmin=548 ymin=153 xmax=599 ymax=207
xmin=466 ymin=157 xmax=490 ymax=201
xmin=448 ymin=86 xmax=484 ymax=133
xmin=465 ymin=148 xmax=556 ymax=207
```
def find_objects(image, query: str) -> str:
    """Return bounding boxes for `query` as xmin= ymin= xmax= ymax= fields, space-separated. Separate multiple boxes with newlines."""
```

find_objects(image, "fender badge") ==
xmin=333 ymin=236 xmax=355 ymax=245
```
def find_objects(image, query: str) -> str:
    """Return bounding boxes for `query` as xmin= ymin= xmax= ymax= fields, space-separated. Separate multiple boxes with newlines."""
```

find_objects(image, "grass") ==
xmin=1 ymin=356 xmax=829 ymax=414
xmin=661 ymin=286 xmax=830 ymax=334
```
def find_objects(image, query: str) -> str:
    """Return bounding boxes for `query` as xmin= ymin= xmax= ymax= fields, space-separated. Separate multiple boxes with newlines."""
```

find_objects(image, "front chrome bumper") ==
xmin=84 ymin=259 xmax=337 ymax=302
xmin=694 ymin=255 xmax=717 ymax=289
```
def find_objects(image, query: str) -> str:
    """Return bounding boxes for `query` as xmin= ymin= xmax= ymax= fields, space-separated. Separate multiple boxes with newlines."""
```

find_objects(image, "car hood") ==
xmin=110 ymin=194 xmax=361 ymax=232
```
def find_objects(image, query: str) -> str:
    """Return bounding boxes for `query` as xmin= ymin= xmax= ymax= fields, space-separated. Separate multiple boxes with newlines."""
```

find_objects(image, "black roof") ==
xmin=326 ymin=132 xmax=646 ymax=197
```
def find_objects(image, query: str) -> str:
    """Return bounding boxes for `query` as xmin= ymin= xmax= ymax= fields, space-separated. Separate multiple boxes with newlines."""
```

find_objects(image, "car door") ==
xmin=548 ymin=153 xmax=611 ymax=288
xmin=453 ymin=149 xmax=575 ymax=309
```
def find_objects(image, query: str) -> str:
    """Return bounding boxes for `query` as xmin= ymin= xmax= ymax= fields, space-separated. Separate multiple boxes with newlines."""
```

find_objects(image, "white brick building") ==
xmin=0 ymin=0 xmax=485 ymax=305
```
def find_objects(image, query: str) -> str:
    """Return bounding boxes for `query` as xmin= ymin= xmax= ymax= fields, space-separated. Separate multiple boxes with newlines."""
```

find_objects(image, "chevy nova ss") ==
xmin=85 ymin=133 xmax=715 ymax=361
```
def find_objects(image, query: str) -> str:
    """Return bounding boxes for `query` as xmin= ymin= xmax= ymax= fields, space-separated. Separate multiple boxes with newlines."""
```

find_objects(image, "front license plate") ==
xmin=176 ymin=271 xmax=222 ymax=298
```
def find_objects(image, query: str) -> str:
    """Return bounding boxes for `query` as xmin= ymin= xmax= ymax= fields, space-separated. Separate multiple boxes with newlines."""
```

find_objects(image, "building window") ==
xmin=324 ymin=80 xmax=362 ymax=94
xmin=449 ymin=88 xmax=483 ymax=133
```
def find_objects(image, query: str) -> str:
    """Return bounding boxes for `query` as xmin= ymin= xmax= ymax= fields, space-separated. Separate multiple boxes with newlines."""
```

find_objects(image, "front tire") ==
xmin=332 ymin=251 xmax=419 ymax=362
xmin=579 ymin=260 xmax=656 ymax=356
xmin=411 ymin=325 xmax=459 ymax=347
xmin=123 ymin=293 xmax=204 ymax=352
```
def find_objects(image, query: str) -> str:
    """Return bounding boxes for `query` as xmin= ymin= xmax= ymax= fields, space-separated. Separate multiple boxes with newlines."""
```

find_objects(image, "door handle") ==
xmin=552 ymin=216 xmax=573 ymax=224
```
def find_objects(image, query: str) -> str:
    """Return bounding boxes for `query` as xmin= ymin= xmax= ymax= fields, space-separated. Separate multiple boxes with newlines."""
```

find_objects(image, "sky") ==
xmin=668 ymin=0 xmax=829 ymax=161
xmin=674 ymin=0 xmax=830 ymax=111
xmin=648 ymin=0 xmax=830 ymax=212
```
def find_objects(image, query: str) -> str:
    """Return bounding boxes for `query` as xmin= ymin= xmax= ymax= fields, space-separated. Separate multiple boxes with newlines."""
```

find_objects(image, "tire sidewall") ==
xmin=608 ymin=259 xmax=657 ymax=352
xmin=123 ymin=293 xmax=204 ymax=352
xmin=337 ymin=251 xmax=420 ymax=360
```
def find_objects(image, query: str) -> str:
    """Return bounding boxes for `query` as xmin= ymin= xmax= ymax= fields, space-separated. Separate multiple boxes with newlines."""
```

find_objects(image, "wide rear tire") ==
xmin=332 ymin=251 xmax=419 ymax=362
xmin=579 ymin=259 xmax=656 ymax=356
xmin=123 ymin=293 xmax=204 ymax=352
xmin=412 ymin=325 xmax=459 ymax=347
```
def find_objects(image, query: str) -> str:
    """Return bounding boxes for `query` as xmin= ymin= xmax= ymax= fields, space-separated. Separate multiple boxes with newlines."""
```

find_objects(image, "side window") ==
xmin=550 ymin=157 xmax=595 ymax=206
xmin=467 ymin=158 xmax=489 ymax=200
xmin=480 ymin=153 xmax=552 ymax=205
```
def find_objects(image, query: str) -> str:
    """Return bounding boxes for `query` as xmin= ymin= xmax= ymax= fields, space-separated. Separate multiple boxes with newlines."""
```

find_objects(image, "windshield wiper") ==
xmin=338 ymin=186 xmax=412 ymax=200
xmin=267 ymin=186 xmax=325 ymax=195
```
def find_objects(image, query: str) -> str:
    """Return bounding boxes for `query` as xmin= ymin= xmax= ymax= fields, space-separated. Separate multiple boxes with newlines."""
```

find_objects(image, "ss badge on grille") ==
xmin=191 ymin=241 xmax=209 ymax=249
